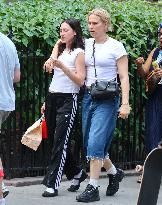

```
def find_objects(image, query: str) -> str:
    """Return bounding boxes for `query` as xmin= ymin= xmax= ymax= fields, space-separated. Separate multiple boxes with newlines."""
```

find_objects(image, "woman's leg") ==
xmin=89 ymin=159 xmax=102 ymax=188
xmin=103 ymin=158 xmax=124 ymax=196
xmin=42 ymin=94 xmax=79 ymax=196
xmin=77 ymin=96 xmax=122 ymax=202
xmin=103 ymin=158 xmax=112 ymax=171
xmin=66 ymin=147 xmax=88 ymax=192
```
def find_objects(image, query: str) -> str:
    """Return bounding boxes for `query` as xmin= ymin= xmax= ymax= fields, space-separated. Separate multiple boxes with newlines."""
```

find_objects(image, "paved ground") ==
xmin=4 ymin=175 xmax=162 ymax=205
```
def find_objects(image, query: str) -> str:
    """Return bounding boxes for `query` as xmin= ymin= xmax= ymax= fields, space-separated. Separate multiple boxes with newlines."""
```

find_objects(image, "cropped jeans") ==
xmin=82 ymin=90 xmax=120 ymax=160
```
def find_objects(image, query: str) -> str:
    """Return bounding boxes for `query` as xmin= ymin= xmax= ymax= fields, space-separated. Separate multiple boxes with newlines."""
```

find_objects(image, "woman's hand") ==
xmin=154 ymin=68 xmax=162 ymax=78
xmin=43 ymin=58 xmax=55 ymax=73
xmin=55 ymin=39 xmax=63 ymax=46
xmin=135 ymin=57 xmax=144 ymax=67
xmin=51 ymin=59 xmax=65 ymax=70
xmin=135 ymin=57 xmax=147 ymax=78
xmin=43 ymin=39 xmax=63 ymax=73
xmin=41 ymin=102 xmax=45 ymax=115
xmin=118 ymin=104 xmax=131 ymax=119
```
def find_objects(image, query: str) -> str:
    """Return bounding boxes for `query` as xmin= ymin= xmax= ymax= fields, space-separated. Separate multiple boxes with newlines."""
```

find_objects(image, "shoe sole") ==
xmin=118 ymin=172 xmax=125 ymax=182
xmin=42 ymin=194 xmax=58 ymax=197
xmin=42 ymin=191 xmax=58 ymax=197
xmin=3 ymin=190 xmax=9 ymax=198
xmin=68 ymin=172 xmax=88 ymax=192
xmin=67 ymin=185 xmax=79 ymax=192
xmin=76 ymin=197 xmax=100 ymax=203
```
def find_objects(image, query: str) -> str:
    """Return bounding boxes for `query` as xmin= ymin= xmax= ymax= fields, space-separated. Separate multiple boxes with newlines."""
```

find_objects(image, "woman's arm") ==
xmin=117 ymin=55 xmax=131 ymax=119
xmin=52 ymin=52 xmax=86 ymax=86
xmin=43 ymin=40 xmax=61 ymax=73
xmin=50 ymin=39 xmax=62 ymax=60
xmin=135 ymin=48 xmax=156 ymax=78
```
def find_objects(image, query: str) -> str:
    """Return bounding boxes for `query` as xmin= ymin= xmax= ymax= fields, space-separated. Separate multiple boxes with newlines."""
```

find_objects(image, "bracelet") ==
xmin=121 ymin=102 xmax=129 ymax=105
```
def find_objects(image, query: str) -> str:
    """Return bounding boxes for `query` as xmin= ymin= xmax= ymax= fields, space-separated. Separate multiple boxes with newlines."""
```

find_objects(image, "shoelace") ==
xmin=83 ymin=184 xmax=96 ymax=193
xmin=109 ymin=174 xmax=118 ymax=185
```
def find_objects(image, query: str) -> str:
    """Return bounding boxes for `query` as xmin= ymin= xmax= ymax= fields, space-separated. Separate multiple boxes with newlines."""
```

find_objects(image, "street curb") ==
xmin=4 ymin=169 xmax=140 ymax=187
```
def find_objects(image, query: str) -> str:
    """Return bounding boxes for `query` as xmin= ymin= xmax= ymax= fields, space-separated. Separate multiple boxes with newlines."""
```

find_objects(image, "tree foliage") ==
xmin=0 ymin=0 xmax=161 ymax=56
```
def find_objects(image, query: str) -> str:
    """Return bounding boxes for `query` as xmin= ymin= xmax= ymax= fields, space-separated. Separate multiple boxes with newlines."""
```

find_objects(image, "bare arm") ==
xmin=13 ymin=69 xmax=21 ymax=83
xmin=44 ymin=40 xmax=61 ymax=73
xmin=50 ymin=39 xmax=61 ymax=59
xmin=53 ymin=52 xmax=86 ymax=86
xmin=143 ymin=49 xmax=156 ymax=72
xmin=135 ymin=48 xmax=156 ymax=78
xmin=117 ymin=55 xmax=131 ymax=119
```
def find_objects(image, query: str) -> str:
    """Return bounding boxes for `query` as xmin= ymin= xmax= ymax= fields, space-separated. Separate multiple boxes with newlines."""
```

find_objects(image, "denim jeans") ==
xmin=82 ymin=90 xmax=120 ymax=159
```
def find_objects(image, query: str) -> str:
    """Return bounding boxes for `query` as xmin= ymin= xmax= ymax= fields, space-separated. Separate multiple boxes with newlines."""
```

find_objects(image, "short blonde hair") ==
xmin=87 ymin=8 xmax=112 ymax=31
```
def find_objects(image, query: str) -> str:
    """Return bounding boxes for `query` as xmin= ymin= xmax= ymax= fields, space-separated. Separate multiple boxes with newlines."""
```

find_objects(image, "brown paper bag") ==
xmin=21 ymin=119 xmax=42 ymax=151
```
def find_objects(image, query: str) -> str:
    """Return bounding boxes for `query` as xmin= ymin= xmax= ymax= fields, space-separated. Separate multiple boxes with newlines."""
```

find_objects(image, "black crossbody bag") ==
xmin=90 ymin=40 xmax=120 ymax=100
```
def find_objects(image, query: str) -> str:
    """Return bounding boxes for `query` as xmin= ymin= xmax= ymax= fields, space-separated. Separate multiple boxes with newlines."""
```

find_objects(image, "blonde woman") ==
xmin=76 ymin=9 xmax=130 ymax=202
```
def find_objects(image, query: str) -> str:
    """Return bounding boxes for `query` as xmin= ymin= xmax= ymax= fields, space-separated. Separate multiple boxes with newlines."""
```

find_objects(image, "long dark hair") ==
xmin=58 ymin=18 xmax=84 ymax=56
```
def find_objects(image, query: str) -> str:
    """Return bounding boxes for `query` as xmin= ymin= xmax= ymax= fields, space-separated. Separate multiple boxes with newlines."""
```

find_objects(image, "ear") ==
xmin=74 ymin=31 xmax=76 ymax=36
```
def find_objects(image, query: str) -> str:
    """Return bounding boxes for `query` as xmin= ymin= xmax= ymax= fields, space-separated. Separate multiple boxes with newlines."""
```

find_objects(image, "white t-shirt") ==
xmin=0 ymin=32 xmax=20 ymax=111
xmin=49 ymin=48 xmax=84 ymax=93
xmin=85 ymin=37 xmax=127 ymax=86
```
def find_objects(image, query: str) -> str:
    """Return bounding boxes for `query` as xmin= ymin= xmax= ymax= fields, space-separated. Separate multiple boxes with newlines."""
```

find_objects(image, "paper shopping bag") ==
xmin=21 ymin=119 xmax=42 ymax=151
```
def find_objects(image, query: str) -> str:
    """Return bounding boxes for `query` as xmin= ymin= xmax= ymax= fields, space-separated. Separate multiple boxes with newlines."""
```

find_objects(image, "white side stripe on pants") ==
xmin=54 ymin=94 xmax=78 ymax=190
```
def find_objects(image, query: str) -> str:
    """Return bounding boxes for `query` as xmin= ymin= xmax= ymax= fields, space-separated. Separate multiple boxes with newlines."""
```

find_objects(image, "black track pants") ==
xmin=42 ymin=92 xmax=81 ymax=190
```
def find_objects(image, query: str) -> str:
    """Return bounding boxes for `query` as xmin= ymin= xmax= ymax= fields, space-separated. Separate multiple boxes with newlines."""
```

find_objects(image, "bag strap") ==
xmin=92 ymin=40 xmax=117 ymax=83
xmin=92 ymin=40 xmax=97 ymax=78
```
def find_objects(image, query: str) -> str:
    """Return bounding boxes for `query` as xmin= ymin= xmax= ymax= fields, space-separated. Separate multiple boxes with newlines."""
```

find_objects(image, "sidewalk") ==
xmin=4 ymin=170 xmax=136 ymax=187
xmin=4 ymin=171 xmax=162 ymax=205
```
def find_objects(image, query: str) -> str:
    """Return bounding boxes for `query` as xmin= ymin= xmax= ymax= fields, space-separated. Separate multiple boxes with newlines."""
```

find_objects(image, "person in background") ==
xmin=41 ymin=18 xmax=87 ymax=197
xmin=0 ymin=32 xmax=20 ymax=205
xmin=135 ymin=23 xmax=162 ymax=183
xmin=75 ymin=8 xmax=130 ymax=203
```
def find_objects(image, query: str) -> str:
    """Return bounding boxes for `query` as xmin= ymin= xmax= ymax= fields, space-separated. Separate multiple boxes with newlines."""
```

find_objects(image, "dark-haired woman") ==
xmin=41 ymin=19 xmax=87 ymax=197
xmin=135 ymin=23 xmax=162 ymax=183
xmin=136 ymin=23 xmax=162 ymax=152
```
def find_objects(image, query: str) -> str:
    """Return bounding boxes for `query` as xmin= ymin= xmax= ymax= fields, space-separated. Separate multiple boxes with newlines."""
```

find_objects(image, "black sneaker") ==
xmin=76 ymin=184 xmax=100 ymax=203
xmin=2 ymin=182 xmax=9 ymax=198
xmin=3 ymin=190 xmax=9 ymax=198
xmin=42 ymin=189 xmax=58 ymax=197
xmin=106 ymin=168 xmax=124 ymax=196
xmin=67 ymin=170 xmax=88 ymax=192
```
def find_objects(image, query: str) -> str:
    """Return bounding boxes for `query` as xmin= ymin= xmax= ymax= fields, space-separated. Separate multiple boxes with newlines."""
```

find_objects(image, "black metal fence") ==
xmin=0 ymin=39 xmax=147 ymax=179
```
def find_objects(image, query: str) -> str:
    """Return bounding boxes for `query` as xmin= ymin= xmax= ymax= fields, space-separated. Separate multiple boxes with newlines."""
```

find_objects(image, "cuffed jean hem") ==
xmin=86 ymin=155 xmax=109 ymax=162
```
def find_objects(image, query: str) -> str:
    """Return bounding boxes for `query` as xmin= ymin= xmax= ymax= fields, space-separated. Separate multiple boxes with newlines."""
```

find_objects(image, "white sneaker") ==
xmin=0 ymin=198 xmax=5 ymax=205
xmin=2 ymin=182 xmax=9 ymax=198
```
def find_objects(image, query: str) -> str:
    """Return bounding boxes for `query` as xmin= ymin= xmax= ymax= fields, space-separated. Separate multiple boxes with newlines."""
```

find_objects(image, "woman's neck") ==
xmin=65 ymin=41 xmax=72 ymax=51
xmin=95 ymin=35 xmax=108 ymax=44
